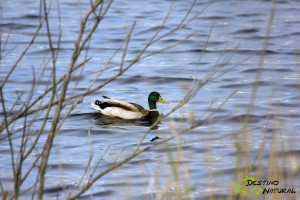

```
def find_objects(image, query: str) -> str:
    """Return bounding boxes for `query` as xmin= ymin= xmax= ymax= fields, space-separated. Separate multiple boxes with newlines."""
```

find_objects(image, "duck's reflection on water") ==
xmin=91 ymin=112 xmax=159 ymax=130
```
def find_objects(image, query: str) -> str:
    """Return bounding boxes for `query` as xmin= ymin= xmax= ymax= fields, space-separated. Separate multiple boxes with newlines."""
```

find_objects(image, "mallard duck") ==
xmin=91 ymin=91 xmax=168 ymax=123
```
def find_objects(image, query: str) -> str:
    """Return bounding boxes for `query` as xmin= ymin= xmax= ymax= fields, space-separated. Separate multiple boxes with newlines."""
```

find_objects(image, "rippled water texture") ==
xmin=1 ymin=0 xmax=300 ymax=199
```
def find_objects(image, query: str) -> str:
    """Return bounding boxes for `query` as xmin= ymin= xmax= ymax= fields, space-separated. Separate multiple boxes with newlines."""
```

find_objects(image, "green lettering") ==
xmin=279 ymin=188 xmax=286 ymax=193
xmin=263 ymin=188 xmax=272 ymax=194
xmin=268 ymin=181 xmax=274 ymax=185
xmin=256 ymin=180 xmax=261 ymax=186
xmin=246 ymin=180 xmax=254 ymax=186
xmin=287 ymin=188 xmax=296 ymax=193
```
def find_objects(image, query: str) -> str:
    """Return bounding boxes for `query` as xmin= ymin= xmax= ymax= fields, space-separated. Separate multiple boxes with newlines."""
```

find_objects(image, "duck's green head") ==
xmin=148 ymin=91 xmax=168 ymax=110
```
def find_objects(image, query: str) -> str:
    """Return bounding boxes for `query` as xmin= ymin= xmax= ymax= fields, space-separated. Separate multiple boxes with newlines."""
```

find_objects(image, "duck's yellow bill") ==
xmin=158 ymin=96 xmax=168 ymax=104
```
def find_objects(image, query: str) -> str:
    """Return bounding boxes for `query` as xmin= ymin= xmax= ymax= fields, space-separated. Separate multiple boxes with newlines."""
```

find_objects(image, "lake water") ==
xmin=1 ymin=0 xmax=300 ymax=199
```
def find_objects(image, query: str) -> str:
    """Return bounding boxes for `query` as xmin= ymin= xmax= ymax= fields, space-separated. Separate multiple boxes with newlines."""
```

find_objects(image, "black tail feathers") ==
xmin=95 ymin=100 xmax=111 ymax=109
